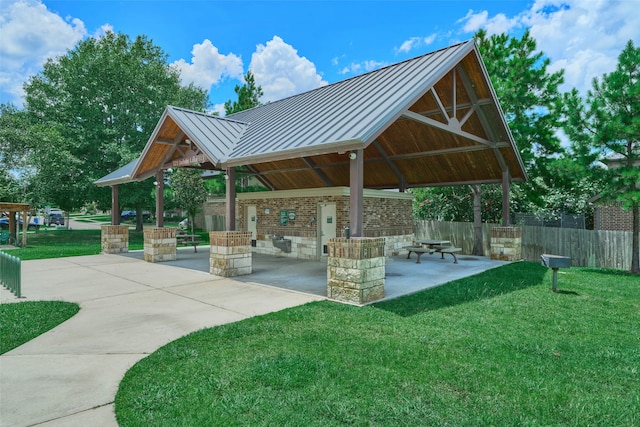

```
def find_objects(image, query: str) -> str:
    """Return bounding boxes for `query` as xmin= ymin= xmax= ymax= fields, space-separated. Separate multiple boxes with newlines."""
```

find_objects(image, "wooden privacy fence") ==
xmin=415 ymin=220 xmax=638 ymax=271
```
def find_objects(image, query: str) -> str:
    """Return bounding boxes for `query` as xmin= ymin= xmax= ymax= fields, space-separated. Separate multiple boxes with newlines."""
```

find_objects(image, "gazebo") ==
xmin=0 ymin=202 xmax=30 ymax=247
xmin=97 ymin=39 xmax=527 ymax=303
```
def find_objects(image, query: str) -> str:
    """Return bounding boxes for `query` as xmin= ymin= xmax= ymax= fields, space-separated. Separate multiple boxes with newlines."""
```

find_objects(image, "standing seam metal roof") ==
xmin=225 ymin=41 xmax=473 ymax=162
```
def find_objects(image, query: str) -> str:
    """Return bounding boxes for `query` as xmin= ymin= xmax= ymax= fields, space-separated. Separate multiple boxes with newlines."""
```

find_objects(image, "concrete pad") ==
xmin=38 ymin=404 xmax=117 ymax=427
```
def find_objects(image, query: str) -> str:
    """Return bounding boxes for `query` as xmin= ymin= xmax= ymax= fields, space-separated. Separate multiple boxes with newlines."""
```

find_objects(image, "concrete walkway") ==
xmin=0 ymin=254 xmax=324 ymax=427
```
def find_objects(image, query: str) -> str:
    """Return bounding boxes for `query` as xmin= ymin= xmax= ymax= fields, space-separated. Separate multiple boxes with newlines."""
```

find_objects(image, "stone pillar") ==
xmin=490 ymin=226 xmax=522 ymax=261
xmin=210 ymin=231 xmax=252 ymax=277
xmin=144 ymin=227 xmax=176 ymax=262
xmin=101 ymin=225 xmax=129 ymax=254
xmin=327 ymin=237 xmax=385 ymax=304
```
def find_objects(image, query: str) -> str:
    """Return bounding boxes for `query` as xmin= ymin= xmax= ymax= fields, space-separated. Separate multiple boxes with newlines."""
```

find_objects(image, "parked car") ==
xmin=0 ymin=217 xmax=41 ymax=230
xmin=120 ymin=211 xmax=151 ymax=222
xmin=46 ymin=213 xmax=65 ymax=226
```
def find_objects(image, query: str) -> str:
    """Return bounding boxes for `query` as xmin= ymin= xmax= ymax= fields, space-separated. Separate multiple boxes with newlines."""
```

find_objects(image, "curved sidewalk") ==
xmin=0 ymin=254 xmax=324 ymax=427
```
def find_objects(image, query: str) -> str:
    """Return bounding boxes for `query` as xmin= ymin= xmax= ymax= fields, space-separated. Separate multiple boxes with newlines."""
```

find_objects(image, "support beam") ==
xmin=302 ymin=157 xmax=333 ymax=187
xmin=502 ymin=170 xmax=511 ymax=226
xmin=373 ymin=140 xmax=407 ymax=191
xmin=349 ymin=149 xmax=364 ymax=238
xmin=155 ymin=170 xmax=164 ymax=228
xmin=111 ymin=185 xmax=120 ymax=225
xmin=226 ymin=167 xmax=236 ymax=231
xmin=402 ymin=110 xmax=498 ymax=147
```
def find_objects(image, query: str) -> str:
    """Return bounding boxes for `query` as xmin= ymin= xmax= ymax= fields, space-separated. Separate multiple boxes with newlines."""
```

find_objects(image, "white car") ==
xmin=179 ymin=218 xmax=189 ymax=229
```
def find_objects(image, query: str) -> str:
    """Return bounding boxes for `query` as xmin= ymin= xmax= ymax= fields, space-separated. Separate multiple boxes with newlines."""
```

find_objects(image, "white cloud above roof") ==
xmin=0 ymin=0 xmax=86 ymax=104
xmin=249 ymin=36 xmax=327 ymax=102
xmin=171 ymin=39 xmax=244 ymax=91
xmin=457 ymin=0 xmax=640 ymax=94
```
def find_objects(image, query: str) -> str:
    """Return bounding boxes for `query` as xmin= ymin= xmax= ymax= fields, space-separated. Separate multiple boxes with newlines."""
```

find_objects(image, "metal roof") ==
xmin=225 ymin=40 xmax=474 ymax=165
xmin=95 ymin=158 xmax=138 ymax=187
xmin=97 ymin=39 xmax=527 ymax=190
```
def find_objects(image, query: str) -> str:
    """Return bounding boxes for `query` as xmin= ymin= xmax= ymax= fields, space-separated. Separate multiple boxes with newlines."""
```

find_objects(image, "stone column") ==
xmin=101 ymin=225 xmax=129 ymax=254
xmin=210 ymin=231 xmax=252 ymax=277
xmin=327 ymin=237 xmax=385 ymax=304
xmin=144 ymin=227 xmax=176 ymax=262
xmin=490 ymin=226 xmax=522 ymax=261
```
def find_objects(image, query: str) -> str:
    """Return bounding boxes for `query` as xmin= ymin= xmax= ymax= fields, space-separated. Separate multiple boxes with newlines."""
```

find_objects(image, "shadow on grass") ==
xmin=374 ymin=261 xmax=547 ymax=317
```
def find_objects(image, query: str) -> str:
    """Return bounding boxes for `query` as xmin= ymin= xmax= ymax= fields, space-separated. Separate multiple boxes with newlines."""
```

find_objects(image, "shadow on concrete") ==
xmin=373 ymin=261 xmax=548 ymax=317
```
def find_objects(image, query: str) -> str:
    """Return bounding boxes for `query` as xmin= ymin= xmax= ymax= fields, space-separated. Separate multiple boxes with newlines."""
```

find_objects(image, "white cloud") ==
xmin=457 ymin=1 xmax=640 ymax=94
xmin=0 ymin=0 xmax=87 ymax=104
xmin=396 ymin=34 xmax=438 ymax=54
xmin=172 ymin=39 xmax=243 ymax=91
xmin=338 ymin=59 xmax=388 ymax=75
xmin=249 ymin=36 xmax=327 ymax=102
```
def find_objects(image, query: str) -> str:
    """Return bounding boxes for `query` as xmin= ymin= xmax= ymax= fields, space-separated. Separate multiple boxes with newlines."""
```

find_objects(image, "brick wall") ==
xmin=595 ymin=201 xmax=634 ymax=232
xmin=236 ymin=188 xmax=415 ymax=259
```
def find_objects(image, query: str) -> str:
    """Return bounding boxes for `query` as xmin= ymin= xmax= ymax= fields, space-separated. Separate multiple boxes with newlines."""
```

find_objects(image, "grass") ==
xmin=1 ymin=228 xmax=209 ymax=260
xmin=115 ymin=262 xmax=639 ymax=426
xmin=0 ymin=301 xmax=80 ymax=354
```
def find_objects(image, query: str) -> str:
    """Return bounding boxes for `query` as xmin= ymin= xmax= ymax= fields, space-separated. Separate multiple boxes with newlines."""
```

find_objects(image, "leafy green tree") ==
xmin=170 ymin=168 xmax=208 ymax=235
xmin=564 ymin=40 xmax=640 ymax=273
xmin=224 ymin=71 xmax=263 ymax=115
xmin=475 ymin=29 xmax=566 ymax=198
xmin=21 ymin=31 xmax=208 ymax=230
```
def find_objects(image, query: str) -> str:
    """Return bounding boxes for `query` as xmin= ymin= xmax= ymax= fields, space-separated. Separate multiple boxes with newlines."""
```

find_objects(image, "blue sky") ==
xmin=1 ymin=0 xmax=638 ymax=114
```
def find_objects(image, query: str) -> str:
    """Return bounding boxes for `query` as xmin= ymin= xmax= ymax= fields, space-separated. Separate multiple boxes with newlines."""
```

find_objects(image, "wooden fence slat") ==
xmin=414 ymin=220 xmax=637 ymax=271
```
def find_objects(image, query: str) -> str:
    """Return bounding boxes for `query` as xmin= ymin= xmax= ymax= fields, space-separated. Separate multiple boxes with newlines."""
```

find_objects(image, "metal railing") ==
xmin=0 ymin=251 xmax=21 ymax=298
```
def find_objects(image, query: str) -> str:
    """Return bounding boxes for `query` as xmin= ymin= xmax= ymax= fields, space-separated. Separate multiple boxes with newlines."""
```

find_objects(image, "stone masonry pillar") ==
xmin=144 ymin=227 xmax=176 ymax=262
xmin=327 ymin=237 xmax=385 ymax=304
xmin=490 ymin=226 xmax=522 ymax=261
xmin=101 ymin=225 xmax=129 ymax=254
xmin=210 ymin=231 xmax=252 ymax=277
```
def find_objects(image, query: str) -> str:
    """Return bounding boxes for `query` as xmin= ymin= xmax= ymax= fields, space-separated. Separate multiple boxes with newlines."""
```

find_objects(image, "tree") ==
xmin=564 ymin=40 xmax=640 ymax=273
xmin=21 ymin=31 xmax=208 ymax=229
xmin=224 ymin=71 xmax=263 ymax=115
xmin=475 ymin=29 xmax=566 ymax=197
xmin=170 ymin=168 xmax=208 ymax=235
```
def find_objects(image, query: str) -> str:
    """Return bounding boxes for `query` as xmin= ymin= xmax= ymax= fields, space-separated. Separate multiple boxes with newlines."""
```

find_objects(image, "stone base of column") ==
xmin=210 ymin=231 xmax=252 ymax=277
xmin=144 ymin=227 xmax=176 ymax=262
xmin=327 ymin=237 xmax=385 ymax=304
xmin=490 ymin=226 xmax=522 ymax=261
xmin=101 ymin=225 xmax=129 ymax=254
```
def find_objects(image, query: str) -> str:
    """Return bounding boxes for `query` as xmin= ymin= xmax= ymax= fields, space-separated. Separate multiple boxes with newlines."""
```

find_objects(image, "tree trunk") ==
xmin=135 ymin=209 xmax=143 ymax=232
xmin=471 ymin=184 xmax=483 ymax=256
xmin=632 ymin=203 xmax=639 ymax=274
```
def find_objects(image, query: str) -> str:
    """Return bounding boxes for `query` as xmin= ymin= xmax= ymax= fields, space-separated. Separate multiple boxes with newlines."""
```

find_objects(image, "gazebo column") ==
xmin=490 ymin=169 xmax=521 ymax=261
xmin=327 ymin=237 xmax=385 ymax=304
xmin=225 ymin=167 xmax=236 ymax=231
xmin=501 ymin=169 xmax=511 ymax=227
xmin=349 ymin=149 xmax=364 ymax=238
xmin=111 ymin=185 xmax=120 ymax=225
xmin=101 ymin=185 xmax=128 ymax=253
xmin=155 ymin=170 xmax=164 ymax=228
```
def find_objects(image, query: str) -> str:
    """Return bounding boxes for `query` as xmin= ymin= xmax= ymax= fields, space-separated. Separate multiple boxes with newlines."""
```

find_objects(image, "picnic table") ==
xmin=176 ymin=233 xmax=202 ymax=252
xmin=404 ymin=239 xmax=463 ymax=264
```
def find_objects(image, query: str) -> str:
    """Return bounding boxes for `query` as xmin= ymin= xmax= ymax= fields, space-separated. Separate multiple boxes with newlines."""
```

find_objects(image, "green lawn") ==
xmin=0 ymin=301 xmax=80 ymax=354
xmin=1 ymin=229 xmax=209 ymax=260
xmin=115 ymin=263 xmax=639 ymax=426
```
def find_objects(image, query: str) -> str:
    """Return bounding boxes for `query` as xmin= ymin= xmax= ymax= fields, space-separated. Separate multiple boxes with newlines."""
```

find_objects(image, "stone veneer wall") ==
xmin=101 ymin=225 xmax=129 ymax=254
xmin=237 ymin=188 xmax=414 ymax=260
xmin=490 ymin=226 xmax=522 ymax=261
xmin=327 ymin=237 xmax=386 ymax=304
xmin=209 ymin=231 xmax=252 ymax=277
xmin=143 ymin=227 xmax=176 ymax=262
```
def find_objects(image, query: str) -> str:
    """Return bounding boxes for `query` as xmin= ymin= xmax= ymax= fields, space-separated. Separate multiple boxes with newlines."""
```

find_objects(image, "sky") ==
xmin=1 ymin=0 xmax=639 ymax=115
